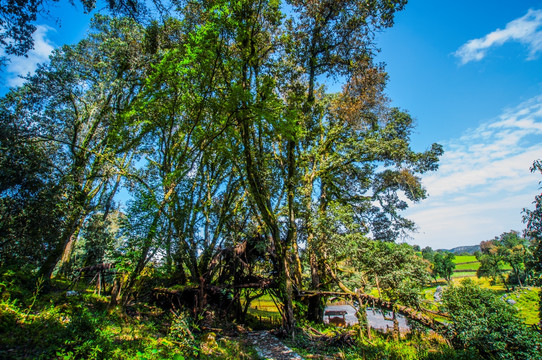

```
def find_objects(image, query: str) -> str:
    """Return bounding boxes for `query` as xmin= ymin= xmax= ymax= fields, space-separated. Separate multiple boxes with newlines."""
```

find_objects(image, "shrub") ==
xmin=441 ymin=279 xmax=542 ymax=359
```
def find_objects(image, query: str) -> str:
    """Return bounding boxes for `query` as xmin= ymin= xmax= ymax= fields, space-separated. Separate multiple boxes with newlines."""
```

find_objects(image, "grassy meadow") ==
xmin=430 ymin=255 xmax=539 ymax=325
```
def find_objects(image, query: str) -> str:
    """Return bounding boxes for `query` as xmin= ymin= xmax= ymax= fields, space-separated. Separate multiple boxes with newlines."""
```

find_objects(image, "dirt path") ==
xmin=246 ymin=331 xmax=303 ymax=360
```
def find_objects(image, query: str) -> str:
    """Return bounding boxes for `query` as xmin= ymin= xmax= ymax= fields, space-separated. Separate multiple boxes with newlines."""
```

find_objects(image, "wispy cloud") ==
xmin=454 ymin=9 xmax=542 ymax=64
xmin=424 ymin=96 xmax=542 ymax=198
xmin=407 ymin=95 xmax=542 ymax=248
xmin=1 ymin=25 xmax=55 ymax=87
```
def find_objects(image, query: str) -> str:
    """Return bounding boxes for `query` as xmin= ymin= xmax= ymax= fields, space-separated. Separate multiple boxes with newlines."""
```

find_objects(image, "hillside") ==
xmin=437 ymin=245 xmax=481 ymax=254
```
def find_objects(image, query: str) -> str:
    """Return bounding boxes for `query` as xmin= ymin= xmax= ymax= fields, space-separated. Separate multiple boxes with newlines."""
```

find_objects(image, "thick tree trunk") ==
xmin=278 ymin=249 xmax=295 ymax=333
xmin=108 ymin=277 xmax=123 ymax=309
xmin=307 ymin=252 xmax=324 ymax=322
xmin=59 ymin=217 xmax=86 ymax=273
xmin=39 ymin=210 xmax=84 ymax=281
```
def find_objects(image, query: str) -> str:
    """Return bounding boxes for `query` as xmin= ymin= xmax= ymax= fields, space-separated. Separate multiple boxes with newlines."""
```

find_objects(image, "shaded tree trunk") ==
xmin=307 ymin=251 xmax=324 ymax=323
xmin=39 ymin=210 xmax=84 ymax=281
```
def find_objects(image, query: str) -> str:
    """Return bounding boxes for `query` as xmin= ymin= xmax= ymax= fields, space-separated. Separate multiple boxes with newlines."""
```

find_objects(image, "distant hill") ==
xmin=437 ymin=245 xmax=480 ymax=254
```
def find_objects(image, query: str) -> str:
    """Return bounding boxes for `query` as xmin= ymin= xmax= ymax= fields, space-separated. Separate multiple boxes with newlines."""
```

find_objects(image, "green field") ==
xmin=422 ymin=255 xmax=540 ymax=325
xmin=453 ymin=255 xmax=477 ymax=263
xmin=452 ymin=255 xmax=511 ymax=272
xmin=451 ymin=257 xmax=538 ymax=325
xmin=454 ymin=262 xmax=480 ymax=271
xmin=451 ymin=271 xmax=477 ymax=278
xmin=250 ymin=295 xmax=279 ymax=315
xmin=246 ymin=294 xmax=281 ymax=326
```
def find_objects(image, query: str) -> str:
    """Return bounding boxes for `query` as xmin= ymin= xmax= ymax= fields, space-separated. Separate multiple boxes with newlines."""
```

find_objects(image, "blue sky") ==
xmin=2 ymin=0 xmax=542 ymax=249
xmin=376 ymin=1 xmax=542 ymax=248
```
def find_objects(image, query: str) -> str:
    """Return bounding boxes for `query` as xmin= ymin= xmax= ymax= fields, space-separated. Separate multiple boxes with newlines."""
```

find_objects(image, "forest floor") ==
xmin=1 ymin=269 xmax=539 ymax=359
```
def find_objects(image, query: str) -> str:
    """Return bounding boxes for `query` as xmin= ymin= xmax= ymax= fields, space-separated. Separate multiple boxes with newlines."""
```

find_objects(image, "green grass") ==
xmin=507 ymin=287 xmax=540 ymax=325
xmin=286 ymin=326 xmax=463 ymax=360
xmin=451 ymin=271 xmax=477 ymax=278
xmin=246 ymin=294 xmax=281 ymax=328
xmin=454 ymin=262 xmax=480 ymax=271
xmin=452 ymin=256 xmax=511 ymax=272
xmin=251 ymin=295 xmax=279 ymax=314
xmin=453 ymin=255 xmax=477 ymax=263
xmin=0 ymin=278 xmax=259 ymax=360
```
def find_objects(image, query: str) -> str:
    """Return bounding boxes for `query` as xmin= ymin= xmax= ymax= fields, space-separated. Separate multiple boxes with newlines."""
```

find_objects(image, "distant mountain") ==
xmin=437 ymin=245 xmax=480 ymax=254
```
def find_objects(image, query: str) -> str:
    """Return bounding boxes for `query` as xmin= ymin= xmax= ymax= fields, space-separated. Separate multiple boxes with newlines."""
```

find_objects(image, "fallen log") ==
xmin=318 ymin=262 xmax=448 ymax=333
xmin=151 ymin=280 xmax=277 ymax=312
xmin=300 ymin=289 xmax=447 ymax=333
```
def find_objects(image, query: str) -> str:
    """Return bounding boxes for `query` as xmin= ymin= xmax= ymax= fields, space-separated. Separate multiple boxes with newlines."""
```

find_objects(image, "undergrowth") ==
xmin=0 ymin=274 xmax=258 ymax=360
xmin=1 ymin=272 xmax=540 ymax=360
xmin=286 ymin=324 xmax=479 ymax=360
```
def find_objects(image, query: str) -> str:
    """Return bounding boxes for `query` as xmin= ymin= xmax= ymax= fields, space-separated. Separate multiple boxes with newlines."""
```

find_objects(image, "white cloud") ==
xmin=406 ymin=94 xmax=542 ymax=248
xmin=454 ymin=9 xmax=542 ymax=64
xmin=2 ymin=25 xmax=56 ymax=87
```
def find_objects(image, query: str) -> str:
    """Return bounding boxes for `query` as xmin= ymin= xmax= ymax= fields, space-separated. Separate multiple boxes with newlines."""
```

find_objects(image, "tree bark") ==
xmin=307 ymin=251 xmax=324 ymax=322
xmin=39 ymin=209 xmax=84 ymax=281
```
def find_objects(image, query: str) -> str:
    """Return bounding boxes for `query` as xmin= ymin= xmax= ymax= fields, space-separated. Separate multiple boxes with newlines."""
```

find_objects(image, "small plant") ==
xmin=168 ymin=311 xmax=200 ymax=357
xmin=21 ymin=276 xmax=44 ymax=324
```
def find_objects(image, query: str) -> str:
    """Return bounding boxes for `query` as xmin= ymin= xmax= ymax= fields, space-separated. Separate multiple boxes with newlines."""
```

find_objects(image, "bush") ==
xmin=441 ymin=279 xmax=542 ymax=359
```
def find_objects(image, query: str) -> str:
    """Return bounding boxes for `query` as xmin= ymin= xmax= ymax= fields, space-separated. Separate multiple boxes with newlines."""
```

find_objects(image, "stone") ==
xmin=434 ymin=286 xmax=443 ymax=302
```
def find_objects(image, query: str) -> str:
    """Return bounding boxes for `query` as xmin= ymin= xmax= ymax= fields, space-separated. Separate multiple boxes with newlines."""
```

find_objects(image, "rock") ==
xmin=434 ymin=286 xmax=443 ymax=302
xmin=506 ymin=299 xmax=516 ymax=305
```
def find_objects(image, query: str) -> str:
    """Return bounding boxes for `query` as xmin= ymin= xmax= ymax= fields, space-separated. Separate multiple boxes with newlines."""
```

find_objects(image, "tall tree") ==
xmin=283 ymin=0 xmax=442 ymax=321
xmin=477 ymin=232 xmax=529 ymax=288
xmin=431 ymin=251 xmax=455 ymax=283
xmin=0 ymin=15 xmax=148 ymax=280
xmin=112 ymin=13 xmax=248 ymax=307
xmin=1 ymin=1 xmax=444 ymax=334
xmin=523 ymin=160 xmax=542 ymax=322
xmin=0 ymin=106 xmax=63 ymax=270
xmin=497 ymin=231 xmax=529 ymax=287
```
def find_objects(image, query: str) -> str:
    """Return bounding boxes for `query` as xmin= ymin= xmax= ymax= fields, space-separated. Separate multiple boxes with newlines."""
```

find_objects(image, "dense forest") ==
xmin=1 ymin=1 xmax=542 ymax=359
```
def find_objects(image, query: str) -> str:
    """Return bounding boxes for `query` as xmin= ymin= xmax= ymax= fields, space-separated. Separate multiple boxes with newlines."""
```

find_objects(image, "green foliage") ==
xmin=431 ymin=252 xmax=456 ymax=283
xmin=523 ymin=160 xmax=542 ymax=322
xmin=0 ymin=283 xmax=260 ymax=359
xmin=350 ymin=240 xmax=431 ymax=307
xmin=287 ymin=325 xmax=471 ymax=360
xmin=0 ymin=113 xmax=64 ymax=270
xmin=1 ymin=0 xmax=445 ymax=343
xmin=168 ymin=311 xmax=199 ymax=356
xmin=524 ymin=160 xmax=542 ymax=276
xmin=476 ymin=232 xmax=530 ymax=288
xmin=506 ymin=287 xmax=541 ymax=325
xmin=422 ymin=246 xmax=435 ymax=262
xmin=441 ymin=279 xmax=542 ymax=359
xmin=0 ymin=0 xmax=142 ymax=60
